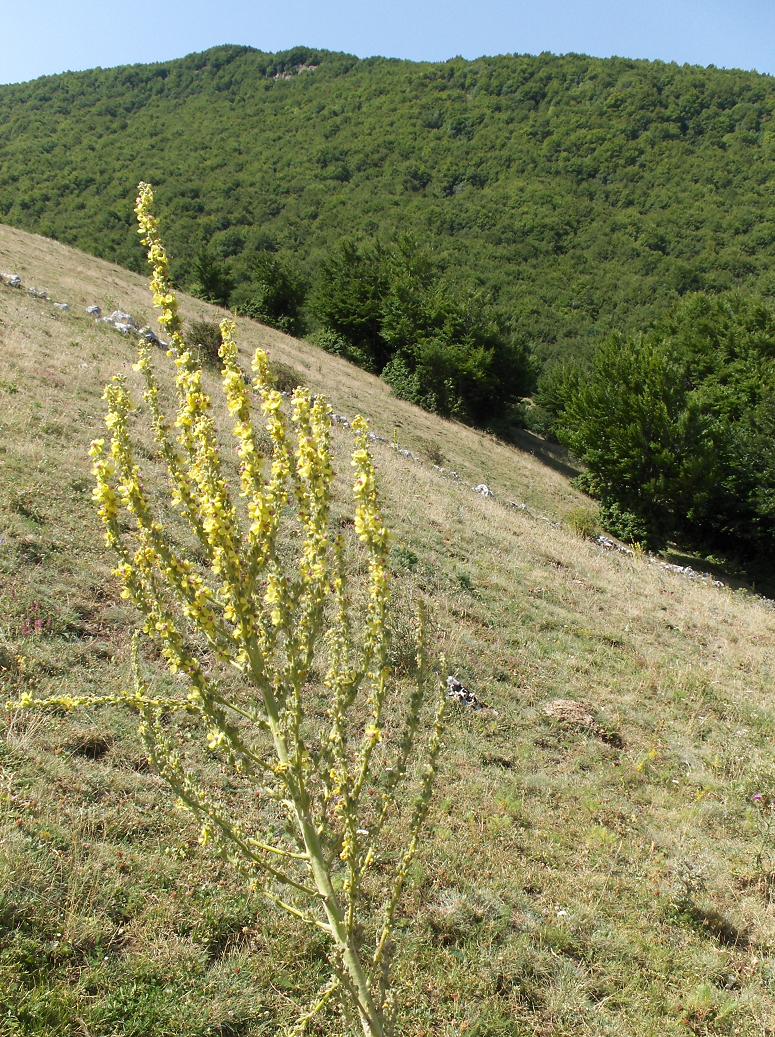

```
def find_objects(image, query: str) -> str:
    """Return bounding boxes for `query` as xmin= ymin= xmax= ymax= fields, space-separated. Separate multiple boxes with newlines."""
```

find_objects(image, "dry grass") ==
xmin=1 ymin=222 xmax=775 ymax=1036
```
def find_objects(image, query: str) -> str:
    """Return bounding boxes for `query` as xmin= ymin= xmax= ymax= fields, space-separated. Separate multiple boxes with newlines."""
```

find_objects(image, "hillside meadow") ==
xmin=1 ymin=223 xmax=775 ymax=1035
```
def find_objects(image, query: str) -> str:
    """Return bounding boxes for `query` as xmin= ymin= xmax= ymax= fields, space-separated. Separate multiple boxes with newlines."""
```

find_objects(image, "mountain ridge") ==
xmin=1 ymin=44 xmax=772 ymax=364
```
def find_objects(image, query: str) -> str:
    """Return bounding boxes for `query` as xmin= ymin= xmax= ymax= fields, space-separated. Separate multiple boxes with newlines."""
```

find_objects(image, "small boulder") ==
xmin=28 ymin=287 xmax=49 ymax=300
xmin=86 ymin=305 xmax=102 ymax=317
xmin=1 ymin=273 xmax=22 ymax=288
xmin=138 ymin=326 xmax=159 ymax=344
xmin=107 ymin=310 xmax=139 ymax=329
xmin=53 ymin=302 xmax=70 ymax=312
xmin=473 ymin=484 xmax=494 ymax=498
xmin=112 ymin=322 xmax=133 ymax=335
xmin=446 ymin=676 xmax=490 ymax=711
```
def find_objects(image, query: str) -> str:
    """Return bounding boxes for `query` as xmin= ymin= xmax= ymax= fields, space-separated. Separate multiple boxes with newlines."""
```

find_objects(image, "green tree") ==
xmin=311 ymin=239 xmax=389 ymax=369
xmin=190 ymin=243 xmax=234 ymax=306
xmin=231 ymin=251 xmax=307 ymax=334
xmin=553 ymin=293 xmax=775 ymax=555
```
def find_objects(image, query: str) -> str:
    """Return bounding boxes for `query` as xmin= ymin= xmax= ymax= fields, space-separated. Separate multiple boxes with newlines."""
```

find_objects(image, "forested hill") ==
xmin=1 ymin=44 xmax=773 ymax=360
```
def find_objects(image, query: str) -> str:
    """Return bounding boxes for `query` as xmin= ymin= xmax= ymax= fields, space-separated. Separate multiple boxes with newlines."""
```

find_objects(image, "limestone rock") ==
xmin=446 ymin=676 xmax=490 ymax=711
xmin=106 ymin=310 xmax=139 ymax=329
xmin=86 ymin=305 xmax=102 ymax=317
xmin=138 ymin=326 xmax=160 ymax=344
xmin=473 ymin=484 xmax=494 ymax=498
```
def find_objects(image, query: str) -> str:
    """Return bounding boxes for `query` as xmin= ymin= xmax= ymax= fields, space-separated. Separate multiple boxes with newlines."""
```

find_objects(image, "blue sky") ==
xmin=2 ymin=0 xmax=773 ymax=84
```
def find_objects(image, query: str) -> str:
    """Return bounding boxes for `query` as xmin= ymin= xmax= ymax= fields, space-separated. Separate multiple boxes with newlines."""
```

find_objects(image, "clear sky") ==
xmin=2 ymin=0 xmax=773 ymax=85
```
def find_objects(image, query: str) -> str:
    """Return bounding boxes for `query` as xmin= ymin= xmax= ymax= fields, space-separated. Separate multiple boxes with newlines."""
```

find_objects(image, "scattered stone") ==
xmin=446 ymin=675 xmax=491 ymax=711
xmin=368 ymin=431 xmax=388 ymax=444
xmin=106 ymin=310 xmax=139 ymax=329
xmin=594 ymin=534 xmax=633 ymax=555
xmin=660 ymin=561 xmax=724 ymax=588
xmin=27 ymin=287 xmax=48 ymax=300
xmin=662 ymin=562 xmax=700 ymax=578
xmin=509 ymin=501 xmax=528 ymax=511
xmin=1 ymin=273 xmax=22 ymax=288
xmin=138 ymin=326 xmax=160 ymax=344
xmin=53 ymin=302 xmax=70 ymax=312
xmin=86 ymin=305 xmax=102 ymax=317
xmin=332 ymin=413 xmax=350 ymax=427
xmin=473 ymin=484 xmax=494 ymax=498
xmin=396 ymin=447 xmax=418 ymax=461
xmin=112 ymin=322 xmax=133 ymax=335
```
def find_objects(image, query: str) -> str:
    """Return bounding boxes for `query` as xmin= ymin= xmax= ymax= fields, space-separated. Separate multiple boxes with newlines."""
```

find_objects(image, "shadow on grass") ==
xmin=661 ymin=546 xmax=775 ymax=601
xmin=684 ymin=905 xmax=752 ymax=949
xmin=507 ymin=428 xmax=581 ymax=481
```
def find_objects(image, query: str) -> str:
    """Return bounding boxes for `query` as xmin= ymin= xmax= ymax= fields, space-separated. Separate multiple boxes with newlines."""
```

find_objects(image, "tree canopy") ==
xmin=0 ymin=44 xmax=772 ymax=367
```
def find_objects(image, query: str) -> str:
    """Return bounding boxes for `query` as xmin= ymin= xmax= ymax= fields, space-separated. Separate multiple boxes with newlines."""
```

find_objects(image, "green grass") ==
xmin=1 ymin=223 xmax=775 ymax=1035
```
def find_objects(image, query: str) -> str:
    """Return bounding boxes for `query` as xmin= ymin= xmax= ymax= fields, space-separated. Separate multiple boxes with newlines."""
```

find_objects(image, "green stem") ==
xmin=254 ymin=651 xmax=386 ymax=1037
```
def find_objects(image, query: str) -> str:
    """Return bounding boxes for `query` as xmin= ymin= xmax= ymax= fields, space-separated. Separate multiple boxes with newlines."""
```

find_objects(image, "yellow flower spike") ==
xmin=7 ymin=183 xmax=448 ymax=1037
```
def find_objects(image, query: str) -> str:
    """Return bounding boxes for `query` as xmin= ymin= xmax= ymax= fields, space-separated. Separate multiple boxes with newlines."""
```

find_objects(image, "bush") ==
xmin=309 ymin=325 xmax=376 ymax=370
xmin=564 ymin=507 xmax=600 ymax=540
xmin=552 ymin=293 xmax=775 ymax=558
xmin=190 ymin=245 xmax=233 ymax=306
xmin=598 ymin=501 xmax=651 ymax=547
xmin=313 ymin=236 xmax=532 ymax=424
xmin=230 ymin=251 xmax=306 ymax=335
xmin=187 ymin=319 xmax=223 ymax=365
xmin=268 ymin=359 xmax=305 ymax=393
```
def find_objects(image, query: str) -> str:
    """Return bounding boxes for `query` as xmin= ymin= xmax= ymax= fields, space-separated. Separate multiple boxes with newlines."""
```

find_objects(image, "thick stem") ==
xmin=296 ymin=809 xmax=386 ymax=1037
xmin=254 ymin=657 xmax=385 ymax=1037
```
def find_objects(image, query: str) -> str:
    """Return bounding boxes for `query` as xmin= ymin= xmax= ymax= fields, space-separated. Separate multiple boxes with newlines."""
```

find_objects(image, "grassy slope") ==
xmin=1 ymin=223 xmax=774 ymax=1037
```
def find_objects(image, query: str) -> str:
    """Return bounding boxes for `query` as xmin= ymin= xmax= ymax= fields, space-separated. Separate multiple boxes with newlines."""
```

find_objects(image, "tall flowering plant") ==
xmin=11 ymin=184 xmax=446 ymax=1037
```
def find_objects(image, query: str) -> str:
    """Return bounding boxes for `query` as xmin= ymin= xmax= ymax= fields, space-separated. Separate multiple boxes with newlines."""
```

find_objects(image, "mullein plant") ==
xmin=10 ymin=183 xmax=447 ymax=1037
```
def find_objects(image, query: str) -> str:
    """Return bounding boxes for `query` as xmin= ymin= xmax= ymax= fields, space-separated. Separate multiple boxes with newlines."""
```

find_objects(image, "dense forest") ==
xmin=1 ymin=44 xmax=773 ymax=368
xmin=2 ymin=45 xmax=774 ymax=556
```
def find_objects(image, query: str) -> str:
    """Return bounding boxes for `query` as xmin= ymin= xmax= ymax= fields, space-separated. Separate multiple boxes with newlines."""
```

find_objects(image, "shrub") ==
xmin=187 ymin=319 xmax=223 ymax=366
xmin=191 ymin=244 xmax=234 ymax=306
xmin=564 ymin=507 xmax=600 ymax=540
xmin=10 ymin=183 xmax=447 ymax=1037
xmin=230 ymin=251 xmax=307 ymax=335
xmin=268 ymin=358 xmax=305 ymax=393
xmin=309 ymin=325 xmax=376 ymax=371
xmin=312 ymin=236 xmax=532 ymax=424
xmin=553 ymin=293 xmax=775 ymax=558
xmin=598 ymin=501 xmax=651 ymax=547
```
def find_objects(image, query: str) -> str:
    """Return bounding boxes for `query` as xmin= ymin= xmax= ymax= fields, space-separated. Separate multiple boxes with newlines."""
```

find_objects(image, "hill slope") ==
xmin=1 ymin=224 xmax=775 ymax=1036
xmin=0 ymin=45 xmax=773 ymax=361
